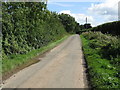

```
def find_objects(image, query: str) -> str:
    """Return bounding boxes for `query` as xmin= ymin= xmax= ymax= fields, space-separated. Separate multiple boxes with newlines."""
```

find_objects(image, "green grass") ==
xmin=2 ymin=35 xmax=69 ymax=75
xmin=80 ymin=32 xmax=120 ymax=88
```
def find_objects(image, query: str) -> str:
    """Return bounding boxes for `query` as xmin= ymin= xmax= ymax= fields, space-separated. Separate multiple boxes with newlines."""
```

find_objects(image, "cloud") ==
xmin=48 ymin=2 xmax=74 ymax=7
xmin=58 ymin=0 xmax=119 ymax=26
xmin=48 ymin=0 xmax=104 ymax=2
xmin=59 ymin=10 xmax=94 ymax=25
xmin=88 ymin=0 xmax=119 ymax=21
xmin=59 ymin=10 xmax=71 ymax=14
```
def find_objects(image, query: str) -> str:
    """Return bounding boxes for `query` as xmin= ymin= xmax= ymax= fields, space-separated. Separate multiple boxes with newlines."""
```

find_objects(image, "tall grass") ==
xmin=81 ymin=32 xmax=120 ymax=88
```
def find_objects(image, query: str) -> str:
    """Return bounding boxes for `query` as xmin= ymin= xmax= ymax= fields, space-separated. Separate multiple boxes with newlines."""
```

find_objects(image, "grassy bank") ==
xmin=2 ymin=35 xmax=69 ymax=77
xmin=80 ymin=32 xmax=120 ymax=88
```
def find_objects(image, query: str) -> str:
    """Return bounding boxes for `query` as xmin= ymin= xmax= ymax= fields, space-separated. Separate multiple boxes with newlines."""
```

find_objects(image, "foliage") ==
xmin=81 ymin=32 xmax=120 ymax=88
xmin=58 ymin=13 xmax=80 ymax=33
xmin=2 ymin=35 xmax=68 ymax=74
xmin=2 ymin=2 xmax=67 ymax=58
xmin=83 ymin=23 xmax=92 ymax=29
xmin=81 ymin=21 xmax=120 ymax=36
xmin=75 ymin=23 xmax=92 ymax=34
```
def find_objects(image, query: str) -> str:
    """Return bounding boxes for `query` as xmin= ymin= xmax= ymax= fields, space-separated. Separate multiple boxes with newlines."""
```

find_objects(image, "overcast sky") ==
xmin=47 ymin=0 xmax=119 ymax=26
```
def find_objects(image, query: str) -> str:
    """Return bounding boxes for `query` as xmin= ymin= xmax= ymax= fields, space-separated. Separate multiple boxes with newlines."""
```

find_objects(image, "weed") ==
xmin=81 ymin=32 xmax=120 ymax=88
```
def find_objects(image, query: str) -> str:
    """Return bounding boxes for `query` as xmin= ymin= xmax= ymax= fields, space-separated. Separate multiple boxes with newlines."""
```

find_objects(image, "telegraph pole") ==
xmin=118 ymin=1 xmax=120 ymax=21
xmin=86 ymin=17 xmax=87 ymax=24
xmin=85 ymin=17 xmax=88 ymax=29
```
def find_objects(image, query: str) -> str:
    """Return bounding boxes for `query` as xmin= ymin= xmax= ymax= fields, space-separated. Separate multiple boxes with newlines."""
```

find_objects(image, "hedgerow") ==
xmin=84 ymin=21 xmax=120 ymax=36
xmin=2 ymin=2 xmax=67 ymax=58
xmin=81 ymin=32 xmax=120 ymax=88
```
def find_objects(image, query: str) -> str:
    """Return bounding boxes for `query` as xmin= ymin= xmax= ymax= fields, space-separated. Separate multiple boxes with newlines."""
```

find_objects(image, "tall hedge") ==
xmin=91 ymin=21 xmax=120 ymax=36
xmin=58 ymin=13 xmax=80 ymax=33
xmin=2 ymin=2 xmax=66 ymax=56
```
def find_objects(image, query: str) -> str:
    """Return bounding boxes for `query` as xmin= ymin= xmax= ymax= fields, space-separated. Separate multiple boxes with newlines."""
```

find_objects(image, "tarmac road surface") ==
xmin=3 ymin=35 xmax=88 ymax=88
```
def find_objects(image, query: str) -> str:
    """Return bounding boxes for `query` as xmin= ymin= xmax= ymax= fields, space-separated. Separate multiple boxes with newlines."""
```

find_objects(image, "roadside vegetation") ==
xmin=81 ymin=31 xmax=120 ymax=88
xmin=2 ymin=2 xmax=66 ymax=57
xmin=78 ymin=21 xmax=120 ymax=35
xmin=2 ymin=2 xmax=79 ymax=77
xmin=2 ymin=2 xmax=67 ymax=76
xmin=90 ymin=21 xmax=120 ymax=36
xmin=2 ymin=1 xmax=120 ymax=88
xmin=2 ymin=35 xmax=68 ymax=79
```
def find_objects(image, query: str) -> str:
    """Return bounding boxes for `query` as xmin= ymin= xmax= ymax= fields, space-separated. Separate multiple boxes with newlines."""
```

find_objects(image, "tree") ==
xmin=84 ymin=23 xmax=92 ymax=29
xmin=58 ymin=13 xmax=77 ymax=33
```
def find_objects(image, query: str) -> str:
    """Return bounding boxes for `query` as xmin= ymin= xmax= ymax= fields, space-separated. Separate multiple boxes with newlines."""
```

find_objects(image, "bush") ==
xmin=2 ymin=2 xmax=67 ymax=57
xmin=86 ymin=21 xmax=120 ymax=36
xmin=81 ymin=32 xmax=120 ymax=88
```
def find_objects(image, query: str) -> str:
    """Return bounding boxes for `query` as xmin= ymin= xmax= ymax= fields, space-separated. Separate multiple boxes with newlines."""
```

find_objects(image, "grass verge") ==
xmin=80 ymin=32 xmax=120 ymax=89
xmin=2 ymin=35 xmax=69 ymax=80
